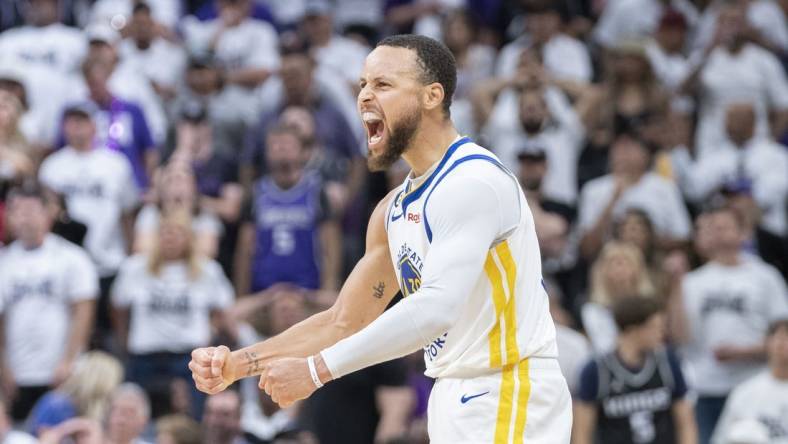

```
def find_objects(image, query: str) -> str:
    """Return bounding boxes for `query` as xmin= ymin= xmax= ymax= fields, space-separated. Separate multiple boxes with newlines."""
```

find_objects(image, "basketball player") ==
xmin=189 ymin=34 xmax=572 ymax=443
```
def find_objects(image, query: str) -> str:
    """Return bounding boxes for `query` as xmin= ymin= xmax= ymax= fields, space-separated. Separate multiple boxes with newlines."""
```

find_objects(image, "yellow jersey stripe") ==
xmin=513 ymin=360 xmax=532 ymax=444
xmin=484 ymin=251 xmax=506 ymax=368
xmin=496 ymin=241 xmax=520 ymax=365
xmin=494 ymin=363 xmax=516 ymax=443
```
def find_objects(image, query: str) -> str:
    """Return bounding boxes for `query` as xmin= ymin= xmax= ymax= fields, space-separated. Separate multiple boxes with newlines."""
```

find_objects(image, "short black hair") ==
xmin=612 ymin=295 xmax=663 ymax=331
xmin=377 ymin=34 xmax=457 ymax=117
xmin=132 ymin=1 xmax=151 ymax=14
xmin=7 ymin=179 xmax=50 ymax=205
xmin=266 ymin=123 xmax=304 ymax=147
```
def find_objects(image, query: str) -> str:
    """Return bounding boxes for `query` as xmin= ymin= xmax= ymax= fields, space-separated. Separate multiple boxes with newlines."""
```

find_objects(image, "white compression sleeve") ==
xmin=321 ymin=164 xmax=520 ymax=379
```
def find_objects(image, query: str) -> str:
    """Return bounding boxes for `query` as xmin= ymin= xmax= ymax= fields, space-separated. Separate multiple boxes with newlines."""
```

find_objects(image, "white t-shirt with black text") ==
xmin=39 ymin=146 xmax=140 ymax=277
xmin=681 ymin=259 xmax=788 ymax=395
xmin=111 ymin=255 xmax=233 ymax=354
xmin=712 ymin=371 xmax=788 ymax=444
xmin=0 ymin=235 xmax=98 ymax=386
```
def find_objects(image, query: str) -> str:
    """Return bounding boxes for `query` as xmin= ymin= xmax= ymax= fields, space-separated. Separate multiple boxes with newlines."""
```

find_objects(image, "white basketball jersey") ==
xmin=384 ymin=137 xmax=558 ymax=379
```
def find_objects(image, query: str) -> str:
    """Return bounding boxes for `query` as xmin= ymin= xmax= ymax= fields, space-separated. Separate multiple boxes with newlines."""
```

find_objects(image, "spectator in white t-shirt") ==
xmin=681 ymin=0 xmax=788 ymax=157
xmin=0 ymin=0 xmax=87 ymax=146
xmin=593 ymin=0 xmax=698 ymax=48
xmin=496 ymin=2 xmax=592 ymax=83
xmin=111 ymin=210 xmax=234 ymax=417
xmin=645 ymin=9 xmax=694 ymax=112
xmin=182 ymin=0 xmax=280 ymax=125
xmin=672 ymin=103 xmax=788 ymax=236
xmin=578 ymin=133 xmax=691 ymax=260
xmin=0 ymin=0 xmax=87 ymax=75
xmin=667 ymin=206 xmax=788 ymax=443
xmin=300 ymin=0 xmax=370 ymax=98
xmin=693 ymin=0 xmax=788 ymax=56
xmin=581 ymin=241 xmax=657 ymax=352
xmin=475 ymin=49 xmax=599 ymax=205
xmin=105 ymin=383 xmax=153 ymax=444
xmin=118 ymin=2 xmax=186 ymax=102
xmin=712 ymin=318 xmax=788 ymax=444
xmin=0 ymin=181 xmax=97 ymax=422
xmin=440 ymin=9 xmax=496 ymax=136
xmin=39 ymin=103 xmax=139 ymax=350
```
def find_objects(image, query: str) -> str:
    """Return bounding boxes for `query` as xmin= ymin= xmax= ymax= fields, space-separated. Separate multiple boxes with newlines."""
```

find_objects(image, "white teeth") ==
xmin=369 ymin=134 xmax=382 ymax=144
xmin=362 ymin=112 xmax=382 ymax=122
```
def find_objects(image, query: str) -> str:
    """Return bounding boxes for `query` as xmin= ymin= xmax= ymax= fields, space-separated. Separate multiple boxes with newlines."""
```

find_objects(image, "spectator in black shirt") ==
xmin=573 ymin=295 xmax=698 ymax=444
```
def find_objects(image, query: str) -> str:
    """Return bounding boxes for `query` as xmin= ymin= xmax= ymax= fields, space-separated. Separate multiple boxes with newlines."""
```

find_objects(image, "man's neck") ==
xmin=72 ymin=143 xmax=93 ymax=152
xmin=22 ymin=235 xmax=46 ymax=250
xmin=401 ymin=120 xmax=460 ymax=177
xmin=617 ymin=337 xmax=647 ymax=367
xmin=713 ymin=250 xmax=741 ymax=266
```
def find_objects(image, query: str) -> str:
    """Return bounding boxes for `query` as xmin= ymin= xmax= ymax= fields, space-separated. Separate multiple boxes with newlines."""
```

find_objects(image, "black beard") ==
xmin=367 ymin=111 xmax=421 ymax=172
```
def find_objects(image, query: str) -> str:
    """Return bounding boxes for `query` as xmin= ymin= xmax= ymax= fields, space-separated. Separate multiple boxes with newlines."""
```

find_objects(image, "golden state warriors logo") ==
xmin=399 ymin=256 xmax=421 ymax=297
xmin=397 ymin=244 xmax=424 ymax=297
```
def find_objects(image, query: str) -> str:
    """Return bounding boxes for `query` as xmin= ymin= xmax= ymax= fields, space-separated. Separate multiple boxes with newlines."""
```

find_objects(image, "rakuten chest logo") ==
xmin=407 ymin=213 xmax=421 ymax=223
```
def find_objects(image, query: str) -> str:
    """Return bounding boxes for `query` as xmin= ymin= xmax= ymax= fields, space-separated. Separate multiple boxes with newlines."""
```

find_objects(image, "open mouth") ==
xmin=362 ymin=112 xmax=385 ymax=147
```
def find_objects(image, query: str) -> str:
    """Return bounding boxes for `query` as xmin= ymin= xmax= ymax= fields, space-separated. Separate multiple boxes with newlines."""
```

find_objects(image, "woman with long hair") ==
xmin=112 ymin=210 xmax=234 ymax=417
xmin=581 ymin=241 xmax=657 ymax=352
xmin=134 ymin=162 xmax=222 ymax=258
xmin=27 ymin=351 xmax=123 ymax=436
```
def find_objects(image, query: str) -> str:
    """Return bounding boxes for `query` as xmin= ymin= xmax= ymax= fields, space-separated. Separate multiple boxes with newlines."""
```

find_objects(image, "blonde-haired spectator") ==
xmin=0 ymin=90 xmax=34 ymax=180
xmin=27 ymin=351 xmax=123 ymax=435
xmin=134 ymin=162 xmax=222 ymax=258
xmin=581 ymin=241 xmax=657 ymax=352
xmin=112 ymin=210 xmax=234 ymax=417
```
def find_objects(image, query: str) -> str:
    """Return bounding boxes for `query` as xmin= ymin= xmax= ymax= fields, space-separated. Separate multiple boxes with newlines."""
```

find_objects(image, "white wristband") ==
xmin=307 ymin=355 xmax=323 ymax=388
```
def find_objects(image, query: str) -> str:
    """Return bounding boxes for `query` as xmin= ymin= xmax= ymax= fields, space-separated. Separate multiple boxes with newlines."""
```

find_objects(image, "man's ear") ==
xmin=422 ymin=82 xmax=445 ymax=113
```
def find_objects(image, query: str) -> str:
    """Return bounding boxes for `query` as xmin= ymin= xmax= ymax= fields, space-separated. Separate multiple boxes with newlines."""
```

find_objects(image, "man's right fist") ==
xmin=189 ymin=345 xmax=235 ymax=394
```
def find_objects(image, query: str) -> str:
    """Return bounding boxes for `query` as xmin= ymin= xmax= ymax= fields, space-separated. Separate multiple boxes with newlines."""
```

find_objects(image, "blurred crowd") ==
xmin=0 ymin=0 xmax=786 ymax=443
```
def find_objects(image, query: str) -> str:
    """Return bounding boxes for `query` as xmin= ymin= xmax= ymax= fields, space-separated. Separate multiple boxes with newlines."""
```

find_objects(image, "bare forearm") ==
xmin=320 ymin=222 xmax=342 ymax=291
xmin=572 ymin=403 xmax=596 ymax=444
xmin=580 ymin=195 xmax=620 ymax=259
xmin=111 ymin=308 xmax=130 ymax=354
xmin=229 ymin=309 xmax=351 ymax=381
xmin=667 ymin=286 xmax=690 ymax=344
xmin=673 ymin=400 xmax=698 ymax=444
xmin=65 ymin=301 xmax=95 ymax=361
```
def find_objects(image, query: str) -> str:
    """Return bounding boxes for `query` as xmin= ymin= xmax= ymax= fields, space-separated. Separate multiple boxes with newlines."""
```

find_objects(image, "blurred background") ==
xmin=0 ymin=0 xmax=786 ymax=443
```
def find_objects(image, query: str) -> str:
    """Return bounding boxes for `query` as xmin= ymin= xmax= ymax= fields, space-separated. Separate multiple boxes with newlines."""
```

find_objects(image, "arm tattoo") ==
xmin=245 ymin=351 xmax=262 ymax=377
xmin=372 ymin=281 xmax=385 ymax=299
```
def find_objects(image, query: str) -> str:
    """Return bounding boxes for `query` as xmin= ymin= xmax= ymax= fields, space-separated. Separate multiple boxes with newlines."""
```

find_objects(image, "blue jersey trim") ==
xmin=398 ymin=136 xmax=471 ymax=217
xmin=386 ymin=189 xmax=405 ymax=231
xmin=423 ymin=154 xmax=509 ymax=243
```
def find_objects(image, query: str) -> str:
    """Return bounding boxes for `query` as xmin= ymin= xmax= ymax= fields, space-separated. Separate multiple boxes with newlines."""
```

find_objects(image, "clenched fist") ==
xmin=189 ymin=345 xmax=236 ymax=394
xmin=259 ymin=357 xmax=317 ymax=408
